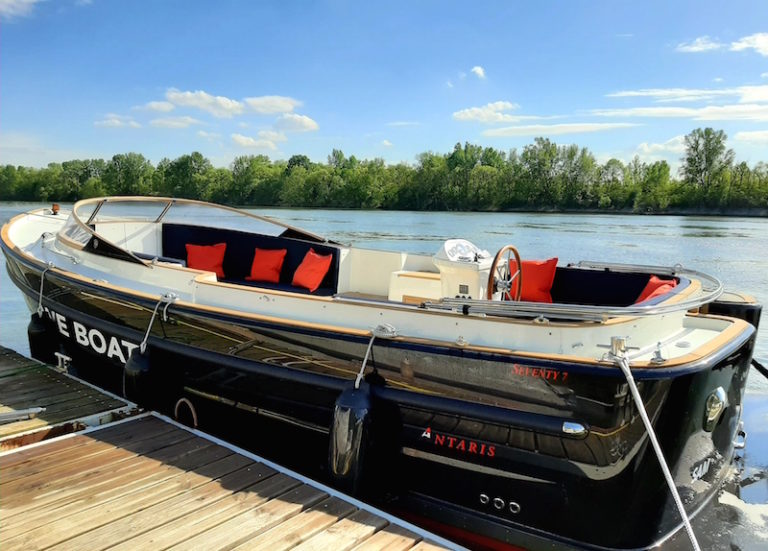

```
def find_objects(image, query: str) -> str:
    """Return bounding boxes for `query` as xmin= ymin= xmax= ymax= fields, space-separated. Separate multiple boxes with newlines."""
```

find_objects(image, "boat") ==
xmin=1 ymin=197 xmax=762 ymax=550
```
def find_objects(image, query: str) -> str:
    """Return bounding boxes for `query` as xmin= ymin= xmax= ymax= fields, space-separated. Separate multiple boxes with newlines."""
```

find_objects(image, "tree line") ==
xmin=1 ymin=128 xmax=766 ymax=212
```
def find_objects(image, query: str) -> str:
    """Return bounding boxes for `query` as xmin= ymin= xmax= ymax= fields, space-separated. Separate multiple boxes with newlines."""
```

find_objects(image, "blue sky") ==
xmin=1 ymin=0 xmax=768 ymax=172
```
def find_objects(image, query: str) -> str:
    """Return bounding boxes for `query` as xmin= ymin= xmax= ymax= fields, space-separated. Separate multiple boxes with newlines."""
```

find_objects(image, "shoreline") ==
xmin=2 ymin=200 xmax=767 ymax=219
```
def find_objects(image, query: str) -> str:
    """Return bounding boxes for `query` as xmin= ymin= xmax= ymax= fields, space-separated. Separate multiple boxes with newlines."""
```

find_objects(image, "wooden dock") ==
xmin=0 ymin=346 xmax=458 ymax=550
xmin=0 ymin=347 xmax=134 ymax=450
xmin=0 ymin=414 xmax=457 ymax=550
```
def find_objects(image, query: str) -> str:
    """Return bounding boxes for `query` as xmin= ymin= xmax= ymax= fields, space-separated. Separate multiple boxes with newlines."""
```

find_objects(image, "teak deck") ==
xmin=0 ymin=347 xmax=133 ymax=449
xmin=0 ymin=415 xmax=455 ymax=550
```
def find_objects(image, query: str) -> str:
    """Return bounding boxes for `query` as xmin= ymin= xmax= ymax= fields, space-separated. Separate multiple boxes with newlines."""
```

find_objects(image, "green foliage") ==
xmin=103 ymin=153 xmax=153 ymax=196
xmin=682 ymin=128 xmax=735 ymax=199
xmin=2 ymin=128 xmax=766 ymax=213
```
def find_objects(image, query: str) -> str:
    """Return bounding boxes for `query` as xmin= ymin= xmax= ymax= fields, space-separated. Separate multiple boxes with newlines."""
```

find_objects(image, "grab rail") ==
xmin=422 ymin=262 xmax=723 ymax=323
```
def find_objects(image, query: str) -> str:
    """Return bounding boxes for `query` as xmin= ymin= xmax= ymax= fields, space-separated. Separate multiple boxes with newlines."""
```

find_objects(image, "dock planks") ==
xmin=0 ymin=347 xmax=133 ymax=448
xmin=0 ymin=345 xmax=456 ymax=549
xmin=0 ymin=415 xmax=456 ymax=550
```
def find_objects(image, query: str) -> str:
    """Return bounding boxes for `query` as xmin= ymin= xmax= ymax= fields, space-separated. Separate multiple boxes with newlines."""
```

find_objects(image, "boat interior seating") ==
xmin=550 ymin=266 xmax=684 ymax=307
xmin=122 ymin=221 xmax=684 ymax=305
xmin=160 ymin=223 xmax=340 ymax=296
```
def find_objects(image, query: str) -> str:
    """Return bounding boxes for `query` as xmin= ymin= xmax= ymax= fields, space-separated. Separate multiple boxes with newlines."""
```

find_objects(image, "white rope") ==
xmin=36 ymin=262 xmax=54 ymax=316
xmin=353 ymin=324 xmax=398 ymax=389
xmin=614 ymin=353 xmax=701 ymax=551
xmin=139 ymin=293 xmax=178 ymax=354
xmin=354 ymin=334 xmax=376 ymax=389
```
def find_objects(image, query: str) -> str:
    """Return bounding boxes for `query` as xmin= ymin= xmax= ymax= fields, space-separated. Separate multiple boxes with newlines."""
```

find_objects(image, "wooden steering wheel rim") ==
xmin=487 ymin=245 xmax=523 ymax=300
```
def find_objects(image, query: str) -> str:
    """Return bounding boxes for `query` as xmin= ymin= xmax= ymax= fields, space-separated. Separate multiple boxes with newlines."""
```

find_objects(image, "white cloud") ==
xmin=165 ymin=88 xmax=244 ymax=118
xmin=592 ymin=103 xmax=768 ymax=121
xmin=136 ymin=101 xmax=175 ymax=112
xmin=730 ymin=33 xmax=768 ymax=57
xmin=244 ymin=95 xmax=302 ymax=114
xmin=453 ymin=101 xmax=521 ymax=123
xmin=676 ymin=36 xmax=724 ymax=53
xmin=636 ymin=135 xmax=686 ymax=156
xmin=0 ymin=0 xmax=42 ymax=19
xmin=149 ymin=116 xmax=202 ymax=128
xmin=94 ymin=114 xmax=141 ymax=128
xmin=386 ymin=121 xmax=420 ymax=127
xmin=482 ymin=122 xmax=638 ymax=137
xmin=593 ymin=106 xmax=696 ymax=117
xmin=739 ymin=85 xmax=768 ymax=102
xmin=197 ymin=130 xmax=221 ymax=141
xmin=381 ymin=139 xmax=393 ymax=147
xmin=446 ymin=80 xmax=454 ymax=88
xmin=676 ymin=33 xmax=768 ymax=57
xmin=257 ymin=130 xmax=287 ymax=142
xmin=471 ymin=66 xmax=486 ymax=79
xmin=734 ymin=130 xmax=768 ymax=144
xmin=231 ymin=133 xmax=277 ymax=150
xmin=606 ymin=87 xmax=734 ymax=103
xmin=275 ymin=113 xmax=319 ymax=132
xmin=762 ymin=72 xmax=768 ymax=79
xmin=606 ymin=84 xmax=768 ymax=104
xmin=713 ymin=77 xmax=724 ymax=83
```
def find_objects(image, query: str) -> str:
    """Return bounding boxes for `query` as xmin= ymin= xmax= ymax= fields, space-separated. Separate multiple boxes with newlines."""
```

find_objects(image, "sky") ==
xmin=1 ymin=0 xmax=768 ymax=173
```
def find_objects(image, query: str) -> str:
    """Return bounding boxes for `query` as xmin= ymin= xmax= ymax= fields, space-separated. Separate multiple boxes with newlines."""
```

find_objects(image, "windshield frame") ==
xmin=61 ymin=196 xmax=332 ymax=265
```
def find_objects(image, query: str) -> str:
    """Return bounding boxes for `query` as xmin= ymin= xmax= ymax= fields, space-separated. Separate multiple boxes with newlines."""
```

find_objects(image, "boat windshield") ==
xmin=160 ymin=202 xmax=285 ymax=236
xmin=59 ymin=214 xmax=93 ymax=247
xmin=66 ymin=197 xmax=328 ymax=246
xmin=86 ymin=199 xmax=169 ymax=224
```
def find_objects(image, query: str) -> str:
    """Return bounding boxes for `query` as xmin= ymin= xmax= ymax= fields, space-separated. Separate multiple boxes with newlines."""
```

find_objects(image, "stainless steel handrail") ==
xmin=422 ymin=263 xmax=723 ymax=323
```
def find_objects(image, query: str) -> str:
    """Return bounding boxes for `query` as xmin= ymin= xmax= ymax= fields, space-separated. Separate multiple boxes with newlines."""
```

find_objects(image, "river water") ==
xmin=1 ymin=202 xmax=767 ymax=544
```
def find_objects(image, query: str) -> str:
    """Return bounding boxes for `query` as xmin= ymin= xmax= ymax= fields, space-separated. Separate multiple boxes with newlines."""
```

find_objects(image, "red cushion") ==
xmin=245 ymin=248 xmax=287 ymax=283
xmin=292 ymin=248 xmax=333 ymax=292
xmin=186 ymin=243 xmax=227 ymax=278
xmin=636 ymin=275 xmax=677 ymax=303
xmin=517 ymin=258 xmax=558 ymax=303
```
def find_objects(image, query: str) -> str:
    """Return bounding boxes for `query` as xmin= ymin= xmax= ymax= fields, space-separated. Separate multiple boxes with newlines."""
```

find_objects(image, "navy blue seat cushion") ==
xmin=550 ymin=267 xmax=685 ymax=307
xmin=162 ymin=223 xmax=339 ymax=293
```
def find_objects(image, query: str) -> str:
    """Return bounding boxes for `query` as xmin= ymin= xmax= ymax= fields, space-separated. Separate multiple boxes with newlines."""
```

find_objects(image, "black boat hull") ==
xmin=4 ymin=250 xmax=758 ymax=550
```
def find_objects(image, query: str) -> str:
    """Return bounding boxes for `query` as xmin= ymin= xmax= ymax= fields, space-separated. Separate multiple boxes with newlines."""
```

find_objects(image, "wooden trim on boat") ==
xmin=635 ymin=316 xmax=750 ymax=367
xmin=403 ymin=295 xmax=433 ymax=305
xmin=667 ymin=277 xmax=702 ymax=305
xmin=396 ymin=271 xmax=441 ymax=281
xmin=56 ymin=233 xmax=87 ymax=251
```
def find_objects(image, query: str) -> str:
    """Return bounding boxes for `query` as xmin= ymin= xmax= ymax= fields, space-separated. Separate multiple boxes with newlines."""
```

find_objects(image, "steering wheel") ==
xmin=487 ymin=245 xmax=523 ymax=301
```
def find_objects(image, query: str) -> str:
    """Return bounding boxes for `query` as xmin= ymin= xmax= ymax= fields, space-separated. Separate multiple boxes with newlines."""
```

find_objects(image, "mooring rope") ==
xmin=139 ymin=293 xmax=178 ymax=354
xmin=354 ymin=324 xmax=398 ymax=389
xmin=354 ymin=334 xmax=376 ymax=389
xmin=752 ymin=358 xmax=768 ymax=380
xmin=36 ymin=262 xmax=54 ymax=317
xmin=613 ymin=351 xmax=701 ymax=551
